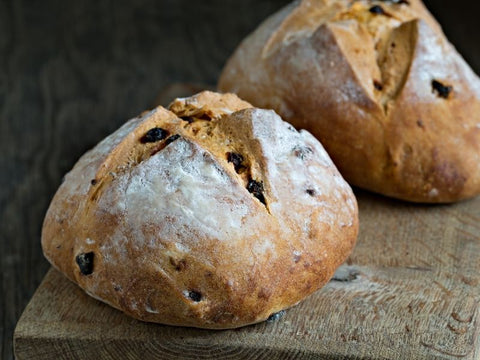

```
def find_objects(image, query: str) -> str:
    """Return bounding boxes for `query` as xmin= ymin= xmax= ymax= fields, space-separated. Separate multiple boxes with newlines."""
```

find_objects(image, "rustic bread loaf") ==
xmin=41 ymin=91 xmax=358 ymax=329
xmin=218 ymin=0 xmax=480 ymax=203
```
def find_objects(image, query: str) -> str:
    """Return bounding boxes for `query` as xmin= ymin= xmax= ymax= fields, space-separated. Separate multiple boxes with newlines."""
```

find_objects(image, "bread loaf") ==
xmin=219 ymin=0 xmax=480 ymax=203
xmin=41 ymin=91 xmax=358 ymax=329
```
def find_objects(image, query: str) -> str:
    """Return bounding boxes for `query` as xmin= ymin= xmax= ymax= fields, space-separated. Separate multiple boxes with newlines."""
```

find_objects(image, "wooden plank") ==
xmin=2 ymin=1 xmax=480 ymax=359
xmin=14 ymin=191 xmax=480 ymax=360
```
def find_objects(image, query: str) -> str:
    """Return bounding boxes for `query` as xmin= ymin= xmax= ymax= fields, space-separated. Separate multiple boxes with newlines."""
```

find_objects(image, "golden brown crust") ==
xmin=41 ymin=91 xmax=358 ymax=329
xmin=218 ymin=0 xmax=480 ymax=203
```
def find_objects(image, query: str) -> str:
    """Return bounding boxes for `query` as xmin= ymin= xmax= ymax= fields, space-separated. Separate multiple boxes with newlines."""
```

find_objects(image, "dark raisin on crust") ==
xmin=432 ymin=80 xmax=453 ymax=99
xmin=141 ymin=127 xmax=169 ymax=143
xmin=188 ymin=290 xmax=202 ymax=302
xmin=369 ymin=5 xmax=386 ymax=15
xmin=90 ymin=179 xmax=98 ymax=186
xmin=227 ymin=152 xmax=245 ymax=173
xmin=76 ymin=252 xmax=94 ymax=275
xmin=267 ymin=310 xmax=286 ymax=322
xmin=165 ymin=134 xmax=181 ymax=145
xmin=306 ymin=189 xmax=316 ymax=196
xmin=247 ymin=179 xmax=266 ymax=205
xmin=373 ymin=80 xmax=383 ymax=91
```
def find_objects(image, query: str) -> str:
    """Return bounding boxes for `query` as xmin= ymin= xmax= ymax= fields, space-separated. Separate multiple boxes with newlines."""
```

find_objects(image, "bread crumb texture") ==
xmin=219 ymin=0 xmax=480 ymax=203
xmin=41 ymin=91 xmax=358 ymax=329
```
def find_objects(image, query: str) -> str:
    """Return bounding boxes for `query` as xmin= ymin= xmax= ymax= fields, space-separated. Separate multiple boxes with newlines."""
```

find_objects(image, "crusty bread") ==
xmin=41 ymin=91 xmax=358 ymax=329
xmin=218 ymin=0 xmax=480 ymax=203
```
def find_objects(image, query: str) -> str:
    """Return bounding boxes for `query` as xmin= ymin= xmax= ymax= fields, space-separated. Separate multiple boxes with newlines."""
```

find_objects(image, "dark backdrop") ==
xmin=1 ymin=1 xmax=479 ymax=359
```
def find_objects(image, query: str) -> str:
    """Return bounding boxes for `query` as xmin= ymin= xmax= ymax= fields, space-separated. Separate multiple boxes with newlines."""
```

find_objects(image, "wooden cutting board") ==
xmin=14 ymin=190 xmax=480 ymax=360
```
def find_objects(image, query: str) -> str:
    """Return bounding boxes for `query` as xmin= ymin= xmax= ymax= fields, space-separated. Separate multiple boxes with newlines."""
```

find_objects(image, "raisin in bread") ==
xmin=41 ymin=91 xmax=358 ymax=329
xmin=218 ymin=0 xmax=480 ymax=203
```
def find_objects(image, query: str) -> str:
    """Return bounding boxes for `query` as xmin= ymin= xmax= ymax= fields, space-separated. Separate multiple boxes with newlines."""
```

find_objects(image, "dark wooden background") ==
xmin=1 ymin=1 xmax=479 ymax=359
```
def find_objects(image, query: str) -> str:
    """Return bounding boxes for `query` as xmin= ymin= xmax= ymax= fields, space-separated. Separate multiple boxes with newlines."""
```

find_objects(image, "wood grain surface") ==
xmin=14 ymin=191 xmax=480 ymax=359
xmin=1 ymin=1 xmax=479 ymax=360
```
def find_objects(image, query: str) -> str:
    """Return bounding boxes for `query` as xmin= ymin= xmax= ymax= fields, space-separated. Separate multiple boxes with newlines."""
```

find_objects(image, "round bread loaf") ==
xmin=41 ymin=91 xmax=358 ymax=329
xmin=218 ymin=0 xmax=480 ymax=203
